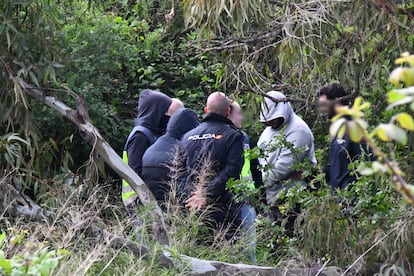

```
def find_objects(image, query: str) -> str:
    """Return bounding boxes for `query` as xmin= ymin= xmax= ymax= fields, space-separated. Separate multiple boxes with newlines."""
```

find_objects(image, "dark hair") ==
xmin=317 ymin=83 xmax=350 ymax=105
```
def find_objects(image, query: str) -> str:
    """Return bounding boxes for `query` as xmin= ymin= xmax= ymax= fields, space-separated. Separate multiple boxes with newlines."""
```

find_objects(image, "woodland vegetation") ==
xmin=1 ymin=0 xmax=414 ymax=275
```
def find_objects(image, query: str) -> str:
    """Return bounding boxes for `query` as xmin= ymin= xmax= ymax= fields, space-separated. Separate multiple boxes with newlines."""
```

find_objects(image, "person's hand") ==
xmin=185 ymin=191 xmax=207 ymax=211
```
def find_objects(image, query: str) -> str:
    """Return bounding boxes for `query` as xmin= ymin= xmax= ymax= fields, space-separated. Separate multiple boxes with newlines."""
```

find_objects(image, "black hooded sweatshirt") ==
xmin=142 ymin=108 xmax=200 ymax=202
xmin=125 ymin=90 xmax=172 ymax=176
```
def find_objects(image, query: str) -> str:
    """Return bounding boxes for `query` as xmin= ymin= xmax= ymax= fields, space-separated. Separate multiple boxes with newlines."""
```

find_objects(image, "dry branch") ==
xmin=250 ymin=65 xmax=360 ymax=106
xmin=373 ymin=0 xmax=414 ymax=20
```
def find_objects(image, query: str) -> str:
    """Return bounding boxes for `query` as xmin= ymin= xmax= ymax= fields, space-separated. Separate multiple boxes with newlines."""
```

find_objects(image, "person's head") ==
xmin=204 ymin=92 xmax=231 ymax=118
xmin=260 ymin=91 xmax=293 ymax=130
xmin=167 ymin=98 xmax=185 ymax=116
xmin=229 ymin=101 xmax=243 ymax=129
xmin=166 ymin=108 xmax=200 ymax=139
xmin=317 ymin=83 xmax=350 ymax=118
xmin=137 ymin=89 xmax=172 ymax=132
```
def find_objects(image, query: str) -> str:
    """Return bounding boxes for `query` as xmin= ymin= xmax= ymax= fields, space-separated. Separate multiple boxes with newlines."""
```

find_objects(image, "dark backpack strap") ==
xmin=124 ymin=125 xmax=157 ymax=150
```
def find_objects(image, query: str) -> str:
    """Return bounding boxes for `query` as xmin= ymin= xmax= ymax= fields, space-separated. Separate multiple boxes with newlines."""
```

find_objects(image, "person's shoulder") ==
xmin=290 ymin=115 xmax=313 ymax=133
xmin=129 ymin=130 xmax=150 ymax=145
xmin=181 ymin=125 xmax=200 ymax=142
xmin=226 ymin=124 xmax=243 ymax=137
xmin=184 ymin=125 xmax=200 ymax=135
xmin=241 ymin=130 xmax=250 ymax=140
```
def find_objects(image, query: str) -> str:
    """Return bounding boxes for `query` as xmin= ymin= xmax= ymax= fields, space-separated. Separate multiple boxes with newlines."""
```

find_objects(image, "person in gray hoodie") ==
xmin=258 ymin=91 xmax=317 ymax=210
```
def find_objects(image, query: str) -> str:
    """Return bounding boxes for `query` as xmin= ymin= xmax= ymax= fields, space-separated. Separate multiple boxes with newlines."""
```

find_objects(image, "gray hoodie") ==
xmin=258 ymin=91 xmax=316 ymax=205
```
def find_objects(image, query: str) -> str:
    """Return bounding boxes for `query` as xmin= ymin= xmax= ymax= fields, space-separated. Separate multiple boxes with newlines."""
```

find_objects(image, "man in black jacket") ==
xmin=317 ymin=83 xmax=371 ymax=190
xmin=122 ymin=89 xmax=183 ymax=216
xmin=182 ymin=92 xmax=244 ymax=228
xmin=142 ymin=108 xmax=200 ymax=205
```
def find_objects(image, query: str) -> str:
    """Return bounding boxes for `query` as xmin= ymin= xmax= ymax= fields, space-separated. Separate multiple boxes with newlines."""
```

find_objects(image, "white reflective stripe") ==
xmin=122 ymin=184 xmax=137 ymax=206
xmin=123 ymin=196 xmax=137 ymax=206
xmin=122 ymin=185 xmax=135 ymax=193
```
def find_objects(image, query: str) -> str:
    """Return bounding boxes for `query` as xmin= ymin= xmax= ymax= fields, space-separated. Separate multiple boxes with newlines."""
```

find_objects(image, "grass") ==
xmin=1 ymin=168 xmax=414 ymax=275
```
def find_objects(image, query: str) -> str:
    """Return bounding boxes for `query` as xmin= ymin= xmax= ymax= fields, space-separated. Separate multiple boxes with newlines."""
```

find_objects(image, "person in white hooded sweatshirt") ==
xmin=258 ymin=91 xmax=317 ymax=210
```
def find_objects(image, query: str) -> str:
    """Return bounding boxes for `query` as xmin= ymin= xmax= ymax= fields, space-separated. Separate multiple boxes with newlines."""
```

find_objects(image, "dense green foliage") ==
xmin=1 ymin=0 xmax=414 ymax=274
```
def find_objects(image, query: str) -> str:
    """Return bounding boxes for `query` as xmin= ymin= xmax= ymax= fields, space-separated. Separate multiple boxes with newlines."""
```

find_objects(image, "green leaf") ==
xmin=388 ymin=92 xmax=414 ymax=109
xmin=49 ymin=138 xmax=59 ymax=152
xmin=6 ymin=133 xmax=29 ymax=146
xmin=407 ymin=184 xmax=414 ymax=196
xmin=329 ymin=118 xmax=346 ymax=138
xmin=0 ymin=259 xmax=12 ymax=274
xmin=375 ymin=124 xmax=408 ymax=145
xmin=57 ymin=249 xmax=71 ymax=256
xmin=348 ymin=121 xmax=364 ymax=142
xmin=387 ymin=90 xmax=405 ymax=103
xmin=29 ymin=71 xmax=40 ymax=87
xmin=358 ymin=161 xmax=389 ymax=176
xmin=372 ymin=161 xmax=388 ymax=174
xmin=52 ymin=63 xmax=65 ymax=68
xmin=389 ymin=67 xmax=414 ymax=86
xmin=395 ymin=112 xmax=414 ymax=131
xmin=357 ymin=163 xmax=374 ymax=175
xmin=0 ymin=232 xmax=5 ymax=247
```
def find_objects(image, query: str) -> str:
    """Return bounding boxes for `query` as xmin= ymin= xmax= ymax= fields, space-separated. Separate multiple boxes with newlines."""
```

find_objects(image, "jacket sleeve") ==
xmin=250 ymin=158 xmax=263 ymax=188
xmin=127 ymin=132 xmax=151 ymax=177
xmin=208 ymin=132 xmax=244 ymax=200
xmin=248 ymin=139 xmax=263 ymax=188
xmin=267 ymin=128 xmax=313 ymax=184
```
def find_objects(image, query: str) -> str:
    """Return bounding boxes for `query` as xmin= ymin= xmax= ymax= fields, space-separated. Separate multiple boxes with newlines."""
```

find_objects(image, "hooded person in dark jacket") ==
xmin=142 ymin=108 xmax=200 ymax=204
xmin=126 ymin=90 xmax=172 ymax=173
xmin=122 ymin=90 xmax=184 ymax=215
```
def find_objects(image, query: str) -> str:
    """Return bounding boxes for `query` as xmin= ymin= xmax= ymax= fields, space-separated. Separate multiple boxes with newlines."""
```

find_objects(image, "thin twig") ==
xmin=316 ymin=258 xmax=331 ymax=276
xmin=341 ymin=223 xmax=400 ymax=275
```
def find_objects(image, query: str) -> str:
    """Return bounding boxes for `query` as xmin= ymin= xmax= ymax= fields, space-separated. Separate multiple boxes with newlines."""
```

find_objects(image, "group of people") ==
xmin=121 ymin=83 xmax=370 ymax=263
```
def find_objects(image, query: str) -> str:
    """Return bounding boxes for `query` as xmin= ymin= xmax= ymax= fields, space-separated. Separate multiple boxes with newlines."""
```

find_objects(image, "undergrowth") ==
xmin=1 ymin=161 xmax=414 ymax=275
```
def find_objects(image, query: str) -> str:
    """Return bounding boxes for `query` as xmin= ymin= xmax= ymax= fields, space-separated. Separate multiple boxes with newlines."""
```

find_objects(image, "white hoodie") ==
xmin=258 ymin=91 xmax=316 ymax=205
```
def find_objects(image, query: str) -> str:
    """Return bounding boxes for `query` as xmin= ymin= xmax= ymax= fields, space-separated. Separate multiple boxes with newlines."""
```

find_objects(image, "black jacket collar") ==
xmin=203 ymin=112 xmax=235 ymax=127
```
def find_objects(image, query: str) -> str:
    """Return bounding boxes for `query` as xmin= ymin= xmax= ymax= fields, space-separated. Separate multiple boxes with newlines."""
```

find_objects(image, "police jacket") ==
xmin=181 ymin=113 xmax=244 ymax=205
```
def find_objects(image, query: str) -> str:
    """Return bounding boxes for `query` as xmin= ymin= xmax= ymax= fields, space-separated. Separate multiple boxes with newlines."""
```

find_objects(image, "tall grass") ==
xmin=1 ymin=160 xmax=414 ymax=274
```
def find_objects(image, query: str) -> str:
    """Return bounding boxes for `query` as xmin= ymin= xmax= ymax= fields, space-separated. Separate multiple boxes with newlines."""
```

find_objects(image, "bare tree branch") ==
xmin=189 ymin=29 xmax=283 ymax=53
xmin=373 ymin=0 xmax=414 ymax=20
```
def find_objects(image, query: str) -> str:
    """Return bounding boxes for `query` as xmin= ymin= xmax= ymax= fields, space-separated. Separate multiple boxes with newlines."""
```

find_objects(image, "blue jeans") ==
xmin=240 ymin=204 xmax=257 ymax=264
